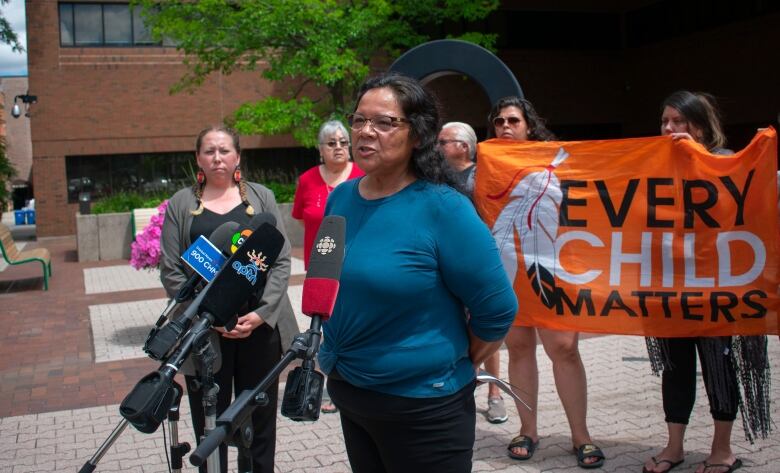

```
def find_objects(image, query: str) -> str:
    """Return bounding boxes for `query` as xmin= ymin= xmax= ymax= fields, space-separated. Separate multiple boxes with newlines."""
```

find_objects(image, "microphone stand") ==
xmin=78 ymin=382 xmax=189 ymax=473
xmin=189 ymin=331 xmax=222 ymax=473
xmin=189 ymin=316 xmax=324 ymax=472
xmin=78 ymin=313 xmax=218 ymax=473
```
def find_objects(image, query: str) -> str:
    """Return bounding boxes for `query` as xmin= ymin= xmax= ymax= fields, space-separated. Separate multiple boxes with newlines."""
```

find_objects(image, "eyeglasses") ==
xmin=347 ymin=113 xmax=410 ymax=133
xmin=323 ymin=139 xmax=350 ymax=149
xmin=437 ymin=139 xmax=463 ymax=147
xmin=493 ymin=116 xmax=523 ymax=127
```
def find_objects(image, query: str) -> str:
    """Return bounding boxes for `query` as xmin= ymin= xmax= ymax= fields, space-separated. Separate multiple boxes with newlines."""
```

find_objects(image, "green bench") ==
xmin=0 ymin=223 xmax=52 ymax=290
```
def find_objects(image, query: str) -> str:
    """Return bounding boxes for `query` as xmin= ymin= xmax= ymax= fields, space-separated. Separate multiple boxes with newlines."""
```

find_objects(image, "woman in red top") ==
xmin=292 ymin=120 xmax=364 ymax=268
xmin=292 ymin=119 xmax=363 ymax=414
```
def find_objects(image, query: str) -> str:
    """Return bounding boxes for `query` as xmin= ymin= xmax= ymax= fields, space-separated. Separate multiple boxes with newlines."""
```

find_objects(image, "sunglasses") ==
xmin=324 ymin=139 xmax=350 ymax=149
xmin=493 ymin=116 xmax=523 ymax=127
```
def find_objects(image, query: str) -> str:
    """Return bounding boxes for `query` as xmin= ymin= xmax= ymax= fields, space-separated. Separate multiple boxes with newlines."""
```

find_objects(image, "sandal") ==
xmin=507 ymin=434 xmax=538 ymax=460
xmin=320 ymin=400 xmax=339 ymax=414
xmin=702 ymin=458 xmax=742 ymax=473
xmin=574 ymin=443 xmax=605 ymax=469
xmin=643 ymin=456 xmax=683 ymax=473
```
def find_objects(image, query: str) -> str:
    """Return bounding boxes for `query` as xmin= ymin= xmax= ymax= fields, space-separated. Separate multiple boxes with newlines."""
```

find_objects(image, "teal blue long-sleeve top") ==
xmin=318 ymin=178 xmax=518 ymax=398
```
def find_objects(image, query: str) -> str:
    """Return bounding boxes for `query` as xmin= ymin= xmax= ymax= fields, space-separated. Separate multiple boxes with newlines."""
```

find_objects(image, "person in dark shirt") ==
xmin=438 ymin=122 xmax=477 ymax=197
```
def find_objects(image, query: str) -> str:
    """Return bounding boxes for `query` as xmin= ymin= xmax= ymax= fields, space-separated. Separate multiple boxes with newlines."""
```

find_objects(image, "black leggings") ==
xmin=662 ymin=337 xmax=738 ymax=424
xmin=186 ymin=324 xmax=281 ymax=473
xmin=328 ymin=375 xmax=476 ymax=473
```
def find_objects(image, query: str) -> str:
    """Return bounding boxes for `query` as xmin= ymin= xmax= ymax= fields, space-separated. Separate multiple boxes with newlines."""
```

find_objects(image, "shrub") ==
xmin=130 ymin=200 xmax=168 ymax=270
xmin=265 ymin=182 xmax=296 ymax=203
xmin=91 ymin=191 xmax=169 ymax=214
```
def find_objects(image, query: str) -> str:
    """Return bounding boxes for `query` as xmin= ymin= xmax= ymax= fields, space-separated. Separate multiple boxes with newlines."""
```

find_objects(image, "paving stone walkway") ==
xmin=0 ymin=236 xmax=778 ymax=472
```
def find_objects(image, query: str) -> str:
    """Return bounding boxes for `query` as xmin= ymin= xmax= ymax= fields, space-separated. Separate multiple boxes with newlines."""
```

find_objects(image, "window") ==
xmin=65 ymin=152 xmax=194 ymax=202
xmin=104 ymin=4 xmax=132 ymax=45
xmin=59 ymin=2 xmax=170 ymax=47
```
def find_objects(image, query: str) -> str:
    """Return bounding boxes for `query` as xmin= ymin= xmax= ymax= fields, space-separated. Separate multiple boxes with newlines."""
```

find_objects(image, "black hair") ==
xmin=487 ymin=96 xmax=555 ymax=141
xmin=354 ymin=73 xmax=459 ymax=188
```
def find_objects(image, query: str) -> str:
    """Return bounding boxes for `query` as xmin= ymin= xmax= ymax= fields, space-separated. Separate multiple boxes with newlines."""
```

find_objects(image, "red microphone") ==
xmin=301 ymin=215 xmax=345 ymax=321
xmin=280 ymin=215 xmax=345 ymax=422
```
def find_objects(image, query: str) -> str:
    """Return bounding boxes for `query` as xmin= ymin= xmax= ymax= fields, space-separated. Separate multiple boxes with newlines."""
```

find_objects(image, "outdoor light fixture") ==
xmin=10 ymin=92 xmax=37 ymax=118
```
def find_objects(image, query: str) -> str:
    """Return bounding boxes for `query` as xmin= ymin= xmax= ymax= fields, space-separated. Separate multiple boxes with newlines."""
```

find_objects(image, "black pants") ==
xmin=328 ymin=375 xmax=476 ymax=473
xmin=662 ymin=337 xmax=738 ymax=424
xmin=186 ymin=324 xmax=281 ymax=473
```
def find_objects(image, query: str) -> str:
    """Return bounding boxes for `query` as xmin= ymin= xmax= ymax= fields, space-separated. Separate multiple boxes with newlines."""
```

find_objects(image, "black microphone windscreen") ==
xmin=302 ymin=216 xmax=345 ymax=319
xmin=199 ymin=222 xmax=285 ymax=327
xmin=226 ymin=212 xmax=278 ymax=255
xmin=247 ymin=212 xmax=277 ymax=230
xmin=210 ymin=222 xmax=240 ymax=254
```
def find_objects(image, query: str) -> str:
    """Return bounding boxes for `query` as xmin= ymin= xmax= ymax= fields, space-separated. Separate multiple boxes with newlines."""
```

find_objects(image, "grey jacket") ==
xmin=160 ymin=182 xmax=299 ymax=365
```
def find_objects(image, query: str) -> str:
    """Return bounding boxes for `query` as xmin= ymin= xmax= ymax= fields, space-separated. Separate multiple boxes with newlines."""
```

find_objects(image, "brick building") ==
xmin=26 ymin=1 xmax=780 ymax=236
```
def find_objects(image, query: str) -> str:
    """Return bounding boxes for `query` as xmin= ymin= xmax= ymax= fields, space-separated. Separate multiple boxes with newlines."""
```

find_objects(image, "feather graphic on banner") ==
xmin=490 ymin=148 xmax=569 ymax=308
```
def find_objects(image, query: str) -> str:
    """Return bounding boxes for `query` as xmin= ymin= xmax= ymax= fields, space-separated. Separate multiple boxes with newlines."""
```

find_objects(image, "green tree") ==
xmin=0 ymin=137 xmax=17 ymax=211
xmin=135 ymin=0 xmax=498 ymax=146
xmin=0 ymin=0 xmax=24 ymax=52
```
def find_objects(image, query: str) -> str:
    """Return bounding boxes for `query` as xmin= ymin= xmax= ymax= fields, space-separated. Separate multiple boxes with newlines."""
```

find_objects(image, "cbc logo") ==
xmin=316 ymin=236 xmax=336 ymax=255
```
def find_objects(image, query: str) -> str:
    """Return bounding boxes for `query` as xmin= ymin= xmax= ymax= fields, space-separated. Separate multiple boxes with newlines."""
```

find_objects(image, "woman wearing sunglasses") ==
xmin=487 ymin=96 xmax=605 ymax=469
xmin=293 ymin=120 xmax=364 ymax=271
xmin=292 ymin=119 xmax=364 ymax=414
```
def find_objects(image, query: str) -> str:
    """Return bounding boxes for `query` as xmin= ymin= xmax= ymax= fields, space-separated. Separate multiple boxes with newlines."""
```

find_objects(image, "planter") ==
xmin=76 ymin=212 xmax=132 ymax=261
xmin=76 ymin=204 xmax=299 ymax=262
xmin=76 ymin=213 xmax=99 ymax=262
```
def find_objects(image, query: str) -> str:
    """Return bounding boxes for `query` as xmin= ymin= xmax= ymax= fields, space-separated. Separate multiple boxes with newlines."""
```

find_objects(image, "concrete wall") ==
xmin=277 ymin=203 xmax=303 ymax=248
xmin=76 ymin=212 xmax=132 ymax=261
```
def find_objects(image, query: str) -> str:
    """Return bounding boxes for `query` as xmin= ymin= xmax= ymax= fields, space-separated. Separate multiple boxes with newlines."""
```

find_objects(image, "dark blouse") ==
xmin=189 ymin=203 xmax=252 ymax=245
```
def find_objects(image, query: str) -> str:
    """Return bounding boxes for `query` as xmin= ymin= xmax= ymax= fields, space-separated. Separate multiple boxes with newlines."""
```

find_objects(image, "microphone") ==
xmin=229 ymin=212 xmax=277 ymax=255
xmin=198 ymin=220 xmax=285 ymax=328
xmin=144 ymin=222 xmax=239 ymax=361
xmin=301 ymin=215 xmax=346 ymax=321
xmin=144 ymin=213 xmax=281 ymax=361
xmin=179 ymin=212 xmax=276 ymax=303
xmin=175 ymin=222 xmax=239 ymax=303
xmin=120 ymin=220 xmax=286 ymax=434
xmin=282 ymin=215 xmax=345 ymax=421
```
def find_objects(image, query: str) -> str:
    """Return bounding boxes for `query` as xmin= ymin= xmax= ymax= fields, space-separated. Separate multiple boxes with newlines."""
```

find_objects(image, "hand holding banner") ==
xmin=475 ymin=128 xmax=779 ymax=337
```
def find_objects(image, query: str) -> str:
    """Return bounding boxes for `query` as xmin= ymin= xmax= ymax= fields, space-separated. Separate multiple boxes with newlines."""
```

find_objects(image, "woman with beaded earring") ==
xmin=292 ymin=119 xmax=364 ymax=414
xmin=160 ymin=125 xmax=298 ymax=473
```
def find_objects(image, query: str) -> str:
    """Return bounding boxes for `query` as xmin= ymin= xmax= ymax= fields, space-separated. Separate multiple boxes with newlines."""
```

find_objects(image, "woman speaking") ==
xmin=318 ymin=73 xmax=518 ymax=473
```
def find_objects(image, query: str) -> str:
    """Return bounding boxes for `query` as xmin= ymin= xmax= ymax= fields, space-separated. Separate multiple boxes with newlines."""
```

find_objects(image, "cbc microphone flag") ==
xmin=474 ymin=127 xmax=779 ymax=337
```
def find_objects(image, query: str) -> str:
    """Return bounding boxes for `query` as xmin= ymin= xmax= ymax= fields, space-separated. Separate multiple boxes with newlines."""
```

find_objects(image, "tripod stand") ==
xmin=78 ymin=381 xmax=190 ymax=473
xmin=78 ymin=314 xmax=219 ymax=472
xmin=190 ymin=316 xmax=325 ymax=472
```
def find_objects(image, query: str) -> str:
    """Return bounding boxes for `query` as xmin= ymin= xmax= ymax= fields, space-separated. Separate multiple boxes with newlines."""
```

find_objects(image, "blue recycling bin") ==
xmin=25 ymin=209 xmax=36 ymax=225
xmin=14 ymin=210 xmax=26 ymax=225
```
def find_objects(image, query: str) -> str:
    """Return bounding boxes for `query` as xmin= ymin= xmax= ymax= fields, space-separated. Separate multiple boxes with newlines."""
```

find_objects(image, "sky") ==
xmin=0 ymin=0 xmax=27 ymax=76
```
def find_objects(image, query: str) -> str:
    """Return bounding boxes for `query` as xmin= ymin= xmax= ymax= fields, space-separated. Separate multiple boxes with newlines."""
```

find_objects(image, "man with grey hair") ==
xmin=438 ymin=121 xmax=508 ymax=424
xmin=438 ymin=122 xmax=477 ymax=196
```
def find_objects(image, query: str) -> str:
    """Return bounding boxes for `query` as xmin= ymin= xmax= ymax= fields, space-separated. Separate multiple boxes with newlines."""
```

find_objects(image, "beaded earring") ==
xmin=196 ymin=170 xmax=206 ymax=184
xmin=233 ymin=168 xmax=242 ymax=183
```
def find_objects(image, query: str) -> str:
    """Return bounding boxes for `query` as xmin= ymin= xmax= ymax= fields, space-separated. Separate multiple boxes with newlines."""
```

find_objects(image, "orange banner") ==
xmin=474 ymin=128 xmax=779 ymax=337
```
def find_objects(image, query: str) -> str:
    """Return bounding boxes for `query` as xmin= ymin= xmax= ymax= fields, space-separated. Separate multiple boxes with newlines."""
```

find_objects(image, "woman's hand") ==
xmin=669 ymin=132 xmax=694 ymax=141
xmin=220 ymin=311 xmax=266 ymax=339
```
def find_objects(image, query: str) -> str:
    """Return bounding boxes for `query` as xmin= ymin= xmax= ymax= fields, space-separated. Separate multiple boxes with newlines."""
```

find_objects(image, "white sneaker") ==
xmin=486 ymin=397 xmax=508 ymax=423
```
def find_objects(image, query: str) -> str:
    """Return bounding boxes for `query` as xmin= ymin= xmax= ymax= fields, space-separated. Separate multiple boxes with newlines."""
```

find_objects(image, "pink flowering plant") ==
xmin=130 ymin=200 xmax=169 ymax=270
